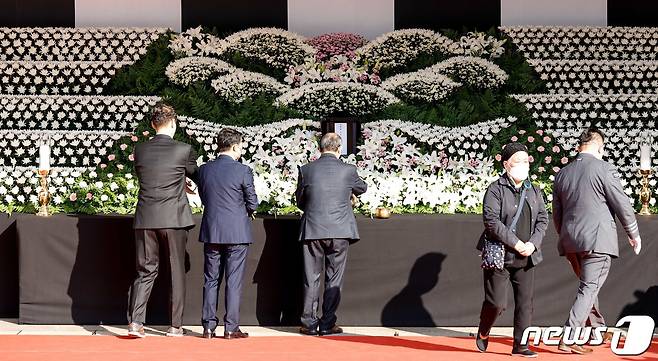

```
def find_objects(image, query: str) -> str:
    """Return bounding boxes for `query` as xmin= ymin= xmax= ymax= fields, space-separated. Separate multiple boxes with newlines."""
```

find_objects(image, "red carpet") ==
xmin=1 ymin=336 xmax=656 ymax=361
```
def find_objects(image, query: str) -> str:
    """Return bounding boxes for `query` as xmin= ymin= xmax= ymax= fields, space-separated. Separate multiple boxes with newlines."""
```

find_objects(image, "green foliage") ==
xmin=106 ymin=32 xmax=176 ymax=95
xmin=222 ymin=51 xmax=287 ymax=81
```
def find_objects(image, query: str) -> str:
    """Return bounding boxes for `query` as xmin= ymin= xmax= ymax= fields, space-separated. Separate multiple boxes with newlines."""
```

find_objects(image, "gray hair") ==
xmin=320 ymin=133 xmax=341 ymax=152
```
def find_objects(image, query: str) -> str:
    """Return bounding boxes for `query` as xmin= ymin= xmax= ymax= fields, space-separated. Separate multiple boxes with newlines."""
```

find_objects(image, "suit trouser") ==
xmin=129 ymin=228 xmax=188 ymax=327
xmin=564 ymin=251 xmax=611 ymax=336
xmin=202 ymin=243 xmax=249 ymax=332
xmin=301 ymin=238 xmax=349 ymax=331
xmin=478 ymin=265 xmax=535 ymax=347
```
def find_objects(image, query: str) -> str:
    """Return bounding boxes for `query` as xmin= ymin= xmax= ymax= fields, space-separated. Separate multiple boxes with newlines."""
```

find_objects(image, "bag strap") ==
xmin=509 ymin=181 xmax=529 ymax=231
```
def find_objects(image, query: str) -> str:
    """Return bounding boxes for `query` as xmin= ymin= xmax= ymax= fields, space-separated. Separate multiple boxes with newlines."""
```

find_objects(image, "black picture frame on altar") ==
xmin=321 ymin=117 xmax=360 ymax=155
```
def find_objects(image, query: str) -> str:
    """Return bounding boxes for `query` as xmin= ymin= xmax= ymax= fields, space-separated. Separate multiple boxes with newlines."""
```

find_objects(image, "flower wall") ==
xmin=0 ymin=26 xmax=656 ymax=215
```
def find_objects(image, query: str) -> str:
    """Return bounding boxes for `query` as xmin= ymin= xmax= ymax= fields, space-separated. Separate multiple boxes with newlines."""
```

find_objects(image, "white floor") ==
xmin=0 ymin=319 xmax=514 ymax=337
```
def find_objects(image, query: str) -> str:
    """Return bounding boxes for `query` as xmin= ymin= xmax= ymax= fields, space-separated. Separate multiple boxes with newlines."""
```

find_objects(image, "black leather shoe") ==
xmin=224 ymin=329 xmax=249 ymax=339
xmin=476 ymin=333 xmax=489 ymax=352
xmin=202 ymin=329 xmax=216 ymax=339
xmin=319 ymin=325 xmax=343 ymax=336
xmin=512 ymin=348 xmax=538 ymax=358
xmin=299 ymin=326 xmax=318 ymax=336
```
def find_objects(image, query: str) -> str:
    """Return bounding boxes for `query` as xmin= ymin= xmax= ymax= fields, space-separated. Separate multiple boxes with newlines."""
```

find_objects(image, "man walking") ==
xmin=552 ymin=127 xmax=642 ymax=354
xmin=128 ymin=103 xmax=198 ymax=338
xmin=198 ymin=128 xmax=258 ymax=339
xmin=296 ymin=133 xmax=368 ymax=336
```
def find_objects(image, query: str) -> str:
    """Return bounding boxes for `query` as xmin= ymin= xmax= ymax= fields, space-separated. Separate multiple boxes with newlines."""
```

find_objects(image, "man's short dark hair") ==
xmin=320 ymin=133 xmax=341 ymax=152
xmin=578 ymin=127 xmax=605 ymax=147
xmin=217 ymin=128 xmax=244 ymax=152
xmin=151 ymin=102 xmax=176 ymax=129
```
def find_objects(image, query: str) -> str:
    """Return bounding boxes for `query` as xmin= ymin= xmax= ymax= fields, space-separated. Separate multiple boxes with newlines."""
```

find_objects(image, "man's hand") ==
xmin=185 ymin=179 xmax=196 ymax=195
xmin=351 ymin=194 xmax=358 ymax=208
xmin=629 ymin=236 xmax=642 ymax=255
xmin=519 ymin=242 xmax=535 ymax=257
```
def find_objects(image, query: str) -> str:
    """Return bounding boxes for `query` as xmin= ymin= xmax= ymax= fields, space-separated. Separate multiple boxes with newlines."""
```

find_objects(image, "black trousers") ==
xmin=478 ymin=265 xmax=535 ymax=348
xmin=128 ymin=228 xmax=188 ymax=327
xmin=202 ymin=243 xmax=249 ymax=332
xmin=301 ymin=239 xmax=349 ymax=331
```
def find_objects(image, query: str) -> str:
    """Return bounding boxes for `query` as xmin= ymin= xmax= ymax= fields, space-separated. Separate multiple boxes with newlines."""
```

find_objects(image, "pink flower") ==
xmin=552 ymin=146 xmax=560 ymax=153
xmin=129 ymin=154 xmax=135 ymax=161
xmin=545 ymin=156 xmax=552 ymax=164
xmin=108 ymin=154 xmax=115 ymax=161
xmin=511 ymin=136 xmax=518 ymax=142
xmin=527 ymin=136 xmax=535 ymax=143
xmin=131 ymin=136 xmax=138 ymax=142
xmin=69 ymin=193 xmax=77 ymax=202
xmin=120 ymin=144 xmax=128 ymax=151
xmin=100 ymin=164 xmax=107 ymax=169
xmin=86 ymin=192 xmax=93 ymax=200
xmin=553 ymin=166 xmax=561 ymax=173
xmin=537 ymin=146 xmax=545 ymax=152
xmin=519 ymin=130 xmax=526 ymax=135
xmin=561 ymin=157 xmax=569 ymax=164
xmin=142 ymin=131 xmax=149 ymax=136
xmin=495 ymin=154 xmax=502 ymax=161
xmin=536 ymin=130 xmax=544 ymax=136
xmin=528 ymin=156 xmax=534 ymax=163
xmin=538 ymin=166 xmax=545 ymax=173
xmin=543 ymin=136 xmax=551 ymax=143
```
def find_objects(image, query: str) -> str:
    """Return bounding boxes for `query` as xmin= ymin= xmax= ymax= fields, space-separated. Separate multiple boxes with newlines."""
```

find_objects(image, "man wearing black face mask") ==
xmin=553 ymin=127 xmax=642 ymax=354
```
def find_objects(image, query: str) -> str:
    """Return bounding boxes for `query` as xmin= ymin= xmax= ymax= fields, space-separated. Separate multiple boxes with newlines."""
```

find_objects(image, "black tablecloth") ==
xmin=9 ymin=214 xmax=658 ymax=326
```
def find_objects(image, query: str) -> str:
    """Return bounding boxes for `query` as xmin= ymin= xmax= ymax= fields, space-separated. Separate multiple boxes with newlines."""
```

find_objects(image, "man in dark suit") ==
xmin=295 ymin=133 xmax=368 ymax=336
xmin=128 ymin=103 xmax=198 ymax=338
xmin=553 ymin=127 xmax=642 ymax=354
xmin=197 ymin=128 xmax=258 ymax=340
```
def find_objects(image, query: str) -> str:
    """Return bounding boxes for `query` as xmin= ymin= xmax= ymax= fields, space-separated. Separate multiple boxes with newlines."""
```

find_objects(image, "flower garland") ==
xmin=274 ymin=82 xmax=400 ymax=117
xmin=210 ymin=70 xmax=290 ymax=103
xmin=165 ymin=56 xmax=235 ymax=86
xmin=223 ymin=27 xmax=315 ymax=70
xmin=427 ymin=56 xmax=508 ymax=89
xmin=354 ymin=29 xmax=459 ymax=71
xmin=381 ymin=70 xmax=461 ymax=103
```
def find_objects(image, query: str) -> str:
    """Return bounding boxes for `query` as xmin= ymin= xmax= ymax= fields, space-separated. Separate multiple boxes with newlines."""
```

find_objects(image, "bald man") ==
xmin=552 ymin=127 xmax=641 ymax=354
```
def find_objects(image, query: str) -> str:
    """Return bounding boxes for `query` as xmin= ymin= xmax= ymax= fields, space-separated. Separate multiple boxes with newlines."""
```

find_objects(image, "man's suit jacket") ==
xmin=134 ymin=134 xmax=198 ymax=229
xmin=197 ymin=155 xmax=259 ymax=244
xmin=295 ymin=153 xmax=368 ymax=242
xmin=552 ymin=153 xmax=640 ymax=258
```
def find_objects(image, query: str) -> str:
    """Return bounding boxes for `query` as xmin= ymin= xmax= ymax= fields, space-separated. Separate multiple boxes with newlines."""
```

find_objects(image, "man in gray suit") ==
xmin=295 ymin=133 xmax=368 ymax=336
xmin=128 ymin=103 xmax=198 ymax=338
xmin=197 ymin=128 xmax=258 ymax=339
xmin=552 ymin=127 xmax=642 ymax=354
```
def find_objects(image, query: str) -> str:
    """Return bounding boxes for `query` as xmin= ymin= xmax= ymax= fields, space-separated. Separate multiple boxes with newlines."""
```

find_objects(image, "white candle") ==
xmin=38 ymin=143 xmax=51 ymax=170
xmin=640 ymin=143 xmax=651 ymax=170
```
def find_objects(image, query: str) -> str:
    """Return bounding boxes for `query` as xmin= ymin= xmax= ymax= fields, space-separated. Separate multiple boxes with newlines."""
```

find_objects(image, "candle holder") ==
xmin=638 ymin=169 xmax=653 ymax=216
xmin=36 ymin=169 xmax=51 ymax=217
xmin=375 ymin=207 xmax=392 ymax=219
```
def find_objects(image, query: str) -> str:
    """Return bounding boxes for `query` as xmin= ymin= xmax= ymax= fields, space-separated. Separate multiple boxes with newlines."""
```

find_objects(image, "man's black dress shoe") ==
xmin=319 ymin=325 xmax=343 ymax=336
xmin=299 ymin=326 xmax=318 ymax=336
xmin=224 ymin=329 xmax=249 ymax=339
xmin=202 ymin=329 xmax=215 ymax=339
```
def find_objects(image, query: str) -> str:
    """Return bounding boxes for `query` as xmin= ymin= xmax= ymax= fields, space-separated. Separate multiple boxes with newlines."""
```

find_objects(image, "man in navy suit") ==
xmin=197 ymin=128 xmax=258 ymax=339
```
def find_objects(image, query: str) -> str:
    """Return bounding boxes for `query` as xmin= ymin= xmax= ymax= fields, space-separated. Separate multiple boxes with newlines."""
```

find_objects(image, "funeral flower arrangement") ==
xmin=1 ymin=25 xmax=656 ymax=215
